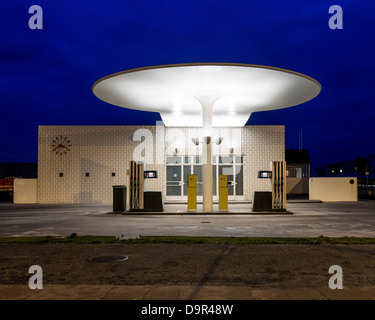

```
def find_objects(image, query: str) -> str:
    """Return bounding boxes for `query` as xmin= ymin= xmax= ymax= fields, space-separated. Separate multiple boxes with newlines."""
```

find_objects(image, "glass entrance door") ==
xmin=166 ymin=157 xmax=183 ymax=200
xmin=166 ymin=156 xmax=244 ymax=202
xmin=216 ymin=156 xmax=244 ymax=201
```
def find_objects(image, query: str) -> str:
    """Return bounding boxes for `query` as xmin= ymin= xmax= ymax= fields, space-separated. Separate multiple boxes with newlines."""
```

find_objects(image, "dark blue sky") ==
xmin=1 ymin=1 xmax=374 ymax=170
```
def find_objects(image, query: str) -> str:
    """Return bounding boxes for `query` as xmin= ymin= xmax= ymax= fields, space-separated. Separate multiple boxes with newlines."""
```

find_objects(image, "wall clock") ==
xmin=51 ymin=136 xmax=72 ymax=156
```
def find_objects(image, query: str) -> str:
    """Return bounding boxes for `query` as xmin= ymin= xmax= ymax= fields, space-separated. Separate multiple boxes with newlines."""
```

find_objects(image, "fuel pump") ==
xmin=187 ymin=174 xmax=197 ymax=211
xmin=219 ymin=175 xmax=228 ymax=211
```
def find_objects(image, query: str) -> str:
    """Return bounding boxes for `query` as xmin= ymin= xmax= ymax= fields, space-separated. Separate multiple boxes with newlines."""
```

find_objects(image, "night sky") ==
xmin=1 ymin=1 xmax=374 ymax=171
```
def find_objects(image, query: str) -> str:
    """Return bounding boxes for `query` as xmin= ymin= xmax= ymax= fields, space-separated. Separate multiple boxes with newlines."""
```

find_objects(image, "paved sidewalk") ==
xmin=1 ymin=285 xmax=375 ymax=300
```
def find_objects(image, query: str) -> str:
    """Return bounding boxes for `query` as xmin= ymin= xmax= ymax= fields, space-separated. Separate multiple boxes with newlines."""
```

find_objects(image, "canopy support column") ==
xmin=198 ymin=95 xmax=217 ymax=213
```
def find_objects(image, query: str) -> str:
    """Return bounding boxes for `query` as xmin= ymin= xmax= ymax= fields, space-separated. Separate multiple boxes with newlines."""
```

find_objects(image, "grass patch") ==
xmin=120 ymin=236 xmax=375 ymax=245
xmin=1 ymin=235 xmax=375 ymax=245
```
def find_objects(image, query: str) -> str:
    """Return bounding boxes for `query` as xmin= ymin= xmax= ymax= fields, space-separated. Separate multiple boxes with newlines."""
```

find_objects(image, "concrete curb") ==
xmin=1 ymin=285 xmax=375 ymax=300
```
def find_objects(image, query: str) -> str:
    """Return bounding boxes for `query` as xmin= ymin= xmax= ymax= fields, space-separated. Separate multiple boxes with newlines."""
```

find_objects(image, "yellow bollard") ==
xmin=219 ymin=175 xmax=228 ymax=211
xmin=187 ymin=174 xmax=197 ymax=212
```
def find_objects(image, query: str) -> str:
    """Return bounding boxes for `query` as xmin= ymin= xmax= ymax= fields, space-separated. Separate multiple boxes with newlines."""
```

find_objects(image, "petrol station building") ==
xmin=35 ymin=63 xmax=321 ymax=210
xmin=37 ymin=124 xmax=284 ymax=205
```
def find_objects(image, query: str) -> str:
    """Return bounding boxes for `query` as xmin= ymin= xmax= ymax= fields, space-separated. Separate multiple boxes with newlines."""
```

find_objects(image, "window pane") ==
xmin=183 ymin=165 xmax=191 ymax=196
xmin=195 ymin=156 xmax=202 ymax=164
xmin=193 ymin=165 xmax=203 ymax=196
xmin=213 ymin=166 xmax=217 ymax=196
xmin=219 ymin=165 xmax=233 ymax=176
xmin=296 ymin=167 xmax=302 ymax=178
xmin=184 ymin=156 xmax=191 ymax=164
xmin=235 ymin=165 xmax=243 ymax=196
xmin=167 ymin=185 xmax=181 ymax=196
xmin=235 ymin=156 xmax=243 ymax=164
xmin=219 ymin=156 xmax=233 ymax=164
xmin=167 ymin=166 xmax=181 ymax=181
xmin=166 ymin=156 xmax=181 ymax=164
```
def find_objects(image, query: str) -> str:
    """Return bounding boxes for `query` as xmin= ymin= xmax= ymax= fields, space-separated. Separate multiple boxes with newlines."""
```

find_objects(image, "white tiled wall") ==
xmin=242 ymin=126 xmax=285 ymax=197
xmin=38 ymin=125 xmax=284 ymax=203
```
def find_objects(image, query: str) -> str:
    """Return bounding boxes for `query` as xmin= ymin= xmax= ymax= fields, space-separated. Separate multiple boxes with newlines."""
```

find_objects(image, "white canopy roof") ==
xmin=92 ymin=63 xmax=321 ymax=127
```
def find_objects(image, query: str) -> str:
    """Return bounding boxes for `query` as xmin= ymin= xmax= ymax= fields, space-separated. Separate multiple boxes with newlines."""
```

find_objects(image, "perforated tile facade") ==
xmin=38 ymin=125 xmax=284 ymax=203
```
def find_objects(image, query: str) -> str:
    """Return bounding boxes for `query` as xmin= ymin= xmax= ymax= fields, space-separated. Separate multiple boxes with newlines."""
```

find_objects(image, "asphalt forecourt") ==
xmin=1 ymin=201 xmax=375 ymax=238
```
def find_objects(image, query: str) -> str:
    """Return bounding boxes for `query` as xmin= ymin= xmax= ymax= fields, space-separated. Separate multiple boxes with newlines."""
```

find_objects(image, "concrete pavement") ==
xmin=2 ymin=284 xmax=375 ymax=300
xmin=1 ymin=201 xmax=375 ymax=238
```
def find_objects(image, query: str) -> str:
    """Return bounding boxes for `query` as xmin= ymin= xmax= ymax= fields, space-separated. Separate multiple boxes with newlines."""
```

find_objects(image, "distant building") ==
xmin=0 ymin=163 xmax=37 ymax=202
xmin=284 ymin=149 xmax=311 ymax=196
xmin=285 ymin=149 xmax=311 ymax=178
xmin=315 ymin=155 xmax=375 ymax=179
xmin=0 ymin=163 xmax=37 ymax=179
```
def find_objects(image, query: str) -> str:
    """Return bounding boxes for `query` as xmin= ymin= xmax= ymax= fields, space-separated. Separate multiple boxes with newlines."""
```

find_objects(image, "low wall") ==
xmin=13 ymin=179 xmax=38 ymax=204
xmin=309 ymin=177 xmax=357 ymax=202
xmin=286 ymin=177 xmax=309 ymax=194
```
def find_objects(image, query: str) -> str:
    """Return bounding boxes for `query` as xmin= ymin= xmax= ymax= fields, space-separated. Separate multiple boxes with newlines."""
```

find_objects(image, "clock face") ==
xmin=51 ymin=136 xmax=72 ymax=156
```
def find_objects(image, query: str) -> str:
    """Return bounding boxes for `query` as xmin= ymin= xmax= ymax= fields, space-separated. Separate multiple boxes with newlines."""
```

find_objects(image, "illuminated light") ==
xmin=92 ymin=63 xmax=321 ymax=127
xmin=191 ymin=138 xmax=200 ymax=145
xmin=215 ymin=137 xmax=224 ymax=145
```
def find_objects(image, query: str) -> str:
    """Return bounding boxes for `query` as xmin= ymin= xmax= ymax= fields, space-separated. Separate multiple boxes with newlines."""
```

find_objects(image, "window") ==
xmin=166 ymin=155 xmax=244 ymax=200
xmin=112 ymin=173 xmax=116 ymax=177
xmin=184 ymin=156 xmax=191 ymax=164
xmin=166 ymin=156 xmax=181 ymax=164
xmin=296 ymin=168 xmax=302 ymax=178
xmin=59 ymin=173 xmax=63 ymax=177
xmin=235 ymin=156 xmax=243 ymax=164
xmin=85 ymin=173 xmax=90 ymax=177
xmin=194 ymin=156 xmax=202 ymax=164
xmin=219 ymin=156 xmax=233 ymax=164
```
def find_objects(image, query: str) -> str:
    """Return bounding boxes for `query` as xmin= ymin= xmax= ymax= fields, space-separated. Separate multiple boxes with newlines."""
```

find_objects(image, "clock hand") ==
xmin=52 ymin=144 xmax=64 ymax=152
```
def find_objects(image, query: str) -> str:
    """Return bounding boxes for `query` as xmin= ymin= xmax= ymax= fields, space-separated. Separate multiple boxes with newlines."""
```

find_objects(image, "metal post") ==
xmin=202 ymin=136 xmax=213 ymax=212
